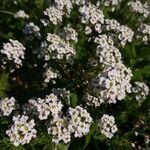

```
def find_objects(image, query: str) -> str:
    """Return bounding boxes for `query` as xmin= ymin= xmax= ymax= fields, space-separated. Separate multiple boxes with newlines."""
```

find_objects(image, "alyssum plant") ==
xmin=0 ymin=0 xmax=149 ymax=149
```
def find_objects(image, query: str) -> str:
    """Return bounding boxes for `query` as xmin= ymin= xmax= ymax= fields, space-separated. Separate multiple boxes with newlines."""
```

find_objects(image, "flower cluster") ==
xmin=29 ymin=94 xmax=63 ymax=120
xmin=68 ymin=106 xmax=93 ymax=138
xmin=94 ymin=34 xmax=122 ymax=67
xmin=79 ymin=3 xmax=104 ymax=25
xmin=86 ymin=63 xmax=132 ymax=105
xmin=43 ymin=6 xmax=64 ymax=25
xmin=47 ymin=116 xmax=72 ymax=144
xmin=45 ymin=33 xmax=76 ymax=62
xmin=0 ymin=39 xmax=26 ymax=68
xmin=54 ymin=0 xmax=73 ymax=15
xmin=98 ymin=114 xmax=118 ymax=139
xmin=105 ymin=19 xmax=134 ymax=46
xmin=0 ymin=97 xmax=16 ymax=116
xmin=44 ymin=67 xmax=60 ymax=84
xmin=47 ymin=106 xmax=92 ymax=143
xmin=23 ymin=22 xmax=41 ymax=40
xmin=60 ymin=26 xmax=78 ymax=43
xmin=103 ymin=0 xmax=122 ymax=11
xmin=132 ymin=81 xmax=149 ymax=103
xmin=138 ymin=23 xmax=150 ymax=44
xmin=6 ymin=115 xmax=37 ymax=146
xmin=128 ymin=1 xmax=150 ymax=18
xmin=15 ymin=10 xmax=29 ymax=19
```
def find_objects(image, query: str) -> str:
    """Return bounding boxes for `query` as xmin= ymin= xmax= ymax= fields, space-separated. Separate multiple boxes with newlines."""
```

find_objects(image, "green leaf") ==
xmin=93 ymin=133 xmax=106 ymax=141
xmin=0 ymin=10 xmax=14 ymax=16
xmin=123 ymin=44 xmax=136 ymax=63
xmin=35 ymin=0 xmax=44 ymax=9
xmin=132 ymin=70 xmax=143 ymax=81
xmin=58 ymin=143 xmax=70 ymax=150
xmin=83 ymin=123 xmax=97 ymax=149
xmin=0 ymin=72 xmax=10 ymax=98
xmin=70 ymin=93 xmax=78 ymax=108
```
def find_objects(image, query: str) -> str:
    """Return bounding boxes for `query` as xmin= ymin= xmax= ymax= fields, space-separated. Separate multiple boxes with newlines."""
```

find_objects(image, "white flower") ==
xmin=47 ymin=116 xmax=72 ymax=144
xmin=15 ymin=10 xmax=29 ymax=19
xmin=44 ymin=6 xmax=64 ymax=25
xmin=68 ymin=106 xmax=93 ymax=138
xmin=29 ymin=93 xmax=63 ymax=120
xmin=44 ymin=67 xmax=60 ymax=83
xmin=6 ymin=115 xmax=37 ymax=146
xmin=138 ymin=23 xmax=150 ymax=44
xmin=0 ymin=97 xmax=16 ymax=116
xmin=103 ymin=0 xmax=122 ymax=11
xmin=85 ymin=26 xmax=92 ymax=35
xmin=79 ymin=3 xmax=104 ymax=25
xmin=60 ymin=26 xmax=78 ymax=42
xmin=46 ymin=33 xmax=76 ymax=62
xmin=48 ymin=105 xmax=92 ymax=144
xmin=128 ymin=1 xmax=149 ymax=18
xmin=0 ymin=39 xmax=26 ymax=68
xmin=132 ymin=81 xmax=149 ymax=103
xmin=98 ymin=114 xmax=118 ymax=138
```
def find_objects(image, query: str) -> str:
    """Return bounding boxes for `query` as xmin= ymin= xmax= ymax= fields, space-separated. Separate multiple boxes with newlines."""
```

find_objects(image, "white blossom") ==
xmin=128 ymin=1 xmax=150 ymax=18
xmin=60 ymin=26 xmax=78 ymax=42
xmin=6 ymin=115 xmax=37 ymax=146
xmin=0 ymin=39 xmax=26 ymax=68
xmin=68 ymin=106 xmax=93 ymax=138
xmin=98 ymin=114 xmax=118 ymax=138
xmin=44 ymin=67 xmax=60 ymax=83
xmin=132 ymin=81 xmax=149 ymax=103
xmin=29 ymin=94 xmax=63 ymax=120
xmin=46 ymin=33 xmax=76 ymax=62
xmin=79 ymin=3 xmax=104 ymax=25
xmin=103 ymin=0 xmax=122 ymax=11
xmin=0 ymin=97 xmax=16 ymax=116
xmin=138 ymin=23 xmax=150 ymax=44
xmin=44 ymin=6 xmax=64 ymax=25
xmin=47 ymin=105 xmax=92 ymax=143
xmin=15 ymin=10 xmax=29 ymax=19
xmin=47 ymin=116 xmax=72 ymax=144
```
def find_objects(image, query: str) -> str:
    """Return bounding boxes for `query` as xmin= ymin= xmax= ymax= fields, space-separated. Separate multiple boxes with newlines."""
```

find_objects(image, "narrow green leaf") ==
xmin=0 ymin=10 xmax=14 ymax=16
xmin=70 ymin=93 xmax=78 ymax=108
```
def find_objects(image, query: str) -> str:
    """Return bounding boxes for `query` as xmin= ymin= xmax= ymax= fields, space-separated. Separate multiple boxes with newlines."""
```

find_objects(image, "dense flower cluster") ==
xmin=45 ymin=33 xmax=76 ymax=62
xmin=60 ymin=26 xmax=78 ymax=43
xmin=0 ymin=97 xmax=16 ymax=116
xmin=68 ymin=106 xmax=93 ymax=138
xmin=98 ymin=114 xmax=118 ymax=139
xmin=128 ymin=1 xmax=150 ymax=18
xmin=94 ymin=34 xmax=122 ymax=67
xmin=87 ymin=63 xmax=132 ymax=105
xmin=6 ymin=115 xmax=37 ymax=146
xmin=43 ymin=6 xmax=64 ymax=25
xmin=79 ymin=3 xmax=104 ymax=25
xmin=47 ymin=116 xmax=72 ymax=144
xmin=132 ymin=81 xmax=149 ymax=103
xmin=47 ymin=106 xmax=92 ymax=143
xmin=29 ymin=94 xmax=63 ymax=120
xmin=105 ymin=19 xmax=134 ymax=46
xmin=0 ymin=39 xmax=26 ymax=68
